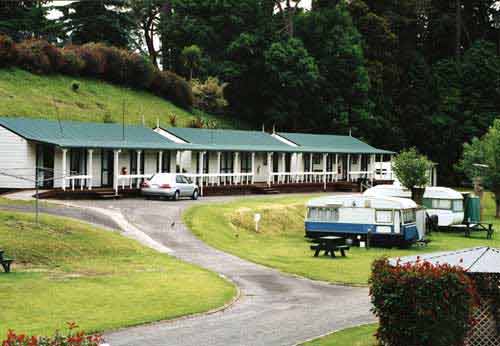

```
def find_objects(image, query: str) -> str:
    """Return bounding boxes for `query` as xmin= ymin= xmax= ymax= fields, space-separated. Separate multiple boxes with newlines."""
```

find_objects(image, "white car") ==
xmin=141 ymin=173 xmax=199 ymax=200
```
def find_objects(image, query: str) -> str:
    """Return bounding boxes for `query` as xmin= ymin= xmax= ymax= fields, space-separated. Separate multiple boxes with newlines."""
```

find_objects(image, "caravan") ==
xmin=363 ymin=184 xmax=464 ymax=226
xmin=305 ymin=195 xmax=424 ymax=246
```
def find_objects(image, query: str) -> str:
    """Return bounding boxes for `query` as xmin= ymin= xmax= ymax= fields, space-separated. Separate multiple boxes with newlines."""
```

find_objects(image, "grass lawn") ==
xmin=302 ymin=324 xmax=378 ymax=346
xmin=0 ymin=211 xmax=236 ymax=338
xmin=0 ymin=68 xmax=239 ymax=128
xmin=184 ymin=193 xmax=500 ymax=286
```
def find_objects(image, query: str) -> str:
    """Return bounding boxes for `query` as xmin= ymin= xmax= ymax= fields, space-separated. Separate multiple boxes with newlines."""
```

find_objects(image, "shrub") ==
xmin=189 ymin=117 xmax=205 ymax=128
xmin=370 ymin=258 xmax=478 ymax=346
xmin=123 ymin=52 xmax=155 ymax=89
xmin=71 ymin=80 xmax=80 ymax=92
xmin=191 ymin=77 xmax=228 ymax=115
xmin=2 ymin=323 xmax=104 ymax=346
xmin=16 ymin=39 xmax=62 ymax=74
xmin=76 ymin=43 xmax=106 ymax=77
xmin=0 ymin=34 xmax=17 ymax=67
xmin=169 ymin=114 xmax=177 ymax=126
xmin=150 ymin=70 xmax=193 ymax=110
xmin=59 ymin=48 xmax=86 ymax=76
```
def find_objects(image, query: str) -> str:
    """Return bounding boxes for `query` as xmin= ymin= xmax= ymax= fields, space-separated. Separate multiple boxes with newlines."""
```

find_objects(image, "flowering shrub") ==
xmin=59 ymin=49 xmax=86 ymax=76
xmin=0 ymin=35 xmax=17 ymax=67
xmin=2 ymin=322 xmax=104 ymax=346
xmin=16 ymin=39 xmax=62 ymax=74
xmin=370 ymin=258 xmax=479 ymax=346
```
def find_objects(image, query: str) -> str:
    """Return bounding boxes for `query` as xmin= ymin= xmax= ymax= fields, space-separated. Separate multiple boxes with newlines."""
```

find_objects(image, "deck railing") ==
xmin=185 ymin=173 xmax=254 ymax=186
xmin=62 ymin=175 xmax=93 ymax=191
xmin=269 ymin=172 xmax=338 ymax=185
xmin=117 ymin=174 xmax=152 ymax=189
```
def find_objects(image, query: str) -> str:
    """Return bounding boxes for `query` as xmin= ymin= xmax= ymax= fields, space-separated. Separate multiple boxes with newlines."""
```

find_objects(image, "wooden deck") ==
xmin=36 ymin=181 xmax=366 ymax=199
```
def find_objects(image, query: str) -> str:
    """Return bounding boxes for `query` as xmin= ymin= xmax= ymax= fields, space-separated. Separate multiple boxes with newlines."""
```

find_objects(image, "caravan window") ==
xmin=452 ymin=200 xmax=464 ymax=212
xmin=307 ymin=207 xmax=339 ymax=222
xmin=431 ymin=199 xmax=452 ymax=210
xmin=402 ymin=209 xmax=416 ymax=224
xmin=375 ymin=210 xmax=393 ymax=224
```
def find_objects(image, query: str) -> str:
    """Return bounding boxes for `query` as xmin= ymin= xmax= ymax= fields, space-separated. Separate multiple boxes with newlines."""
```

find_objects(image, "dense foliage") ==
xmin=1 ymin=0 xmax=499 ymax=182
xmin=0 ymin=35 xmax=192 ymax=110
xmin=370 ymin=258 xmax=478 ymax=346
xmin=392 ymin=148 xmax=433 ymax=194
xmin=457 ymin=119 xmax=500 ymax=217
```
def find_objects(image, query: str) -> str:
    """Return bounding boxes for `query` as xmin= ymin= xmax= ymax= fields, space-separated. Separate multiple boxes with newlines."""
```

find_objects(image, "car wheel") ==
xmin=172 ymin=190 xmax=180 ymax=201
xmin=192 ymin=189 xmax=199 ymax=200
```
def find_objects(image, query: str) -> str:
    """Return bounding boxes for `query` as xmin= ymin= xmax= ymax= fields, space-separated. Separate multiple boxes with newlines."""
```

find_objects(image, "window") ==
xmin=176 ymin=175 xmax=184 ymax=184
xmin=402 ymin=209 xmax=416 ymax=224
xmin=431 ymin=199 xmax=452 ymax=210
xmin=220 ymin=152 xmax=234 ymax=173
xmin=375 ymin=210 xmax=393 ymax=224
xmin=157 ymin=152 xmax=171 ymax=173
xmin=130 ymin=152 xmax=144 ymax=175
xmin=240 ymin=152 xmax=252 ymax=173
xmin=307 ymin=207 xmax=339 ymax=221
xmin=196 ymin=152 xmax=209 ymax=173
xmin=313 ymin=154 xmax=321 ymax=165
xmin=453 ymin=200 xmax=464 ymax=212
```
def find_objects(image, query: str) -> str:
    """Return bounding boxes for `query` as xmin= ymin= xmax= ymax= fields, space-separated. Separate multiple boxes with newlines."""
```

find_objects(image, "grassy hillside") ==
xmin=0 ymin=68 xmax=238 ymax=128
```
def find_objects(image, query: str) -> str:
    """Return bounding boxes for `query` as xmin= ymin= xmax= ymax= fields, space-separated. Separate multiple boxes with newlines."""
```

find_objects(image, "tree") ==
xmin=181 ymin=45 xmax=202 ymax=80
xmin=0 ymin=1 xmax=54 ymax=41
xmin=128 ymin=0 xmax=166 ymax=68
xmin=457 ymin=119 xmax=500 ymax=218
xmin=392 ymin=148 xmax=433 ymax=203
xmin=58 ymin=0 xmax=134 ymax=47
xmin=263 ymin=37 xmax=319 ymax=128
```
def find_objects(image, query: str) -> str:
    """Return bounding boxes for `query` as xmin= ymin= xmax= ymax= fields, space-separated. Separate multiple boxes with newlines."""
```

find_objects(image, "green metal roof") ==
xmin=163 ymin=127 xmax=297 ymax=152
xmin=277 ymin=132 xmax=395 ymax=154
xmin=0 ymin=117 xmax=203 ymax=150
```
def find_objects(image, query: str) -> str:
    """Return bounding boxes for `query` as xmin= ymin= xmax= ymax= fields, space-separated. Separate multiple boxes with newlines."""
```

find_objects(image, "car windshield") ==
xmin=150 ymin=174 xmax=171 ymax=184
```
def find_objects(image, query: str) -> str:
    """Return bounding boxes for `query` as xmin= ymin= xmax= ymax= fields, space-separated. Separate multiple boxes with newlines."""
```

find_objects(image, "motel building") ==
xmin=0 ymin=117 xmax=405 ymax=198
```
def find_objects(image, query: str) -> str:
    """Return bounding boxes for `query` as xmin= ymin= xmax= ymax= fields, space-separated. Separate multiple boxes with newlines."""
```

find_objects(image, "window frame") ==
xmin=375 ymin=209 xmax=394 ymax=224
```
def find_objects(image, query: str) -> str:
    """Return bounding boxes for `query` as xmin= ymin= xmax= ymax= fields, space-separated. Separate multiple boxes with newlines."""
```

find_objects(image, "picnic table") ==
xmin=449 ymin=222 xmax=494 ymax=239
xmin=0 ymin=249 xmax=14 ymax=273
xmin=310 ymin=236 xmax=350 ymax=258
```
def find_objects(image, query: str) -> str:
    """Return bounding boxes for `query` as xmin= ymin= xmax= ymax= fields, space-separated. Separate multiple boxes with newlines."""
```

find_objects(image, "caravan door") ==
xmin=393 ymin=211 xmax=401 ymax=234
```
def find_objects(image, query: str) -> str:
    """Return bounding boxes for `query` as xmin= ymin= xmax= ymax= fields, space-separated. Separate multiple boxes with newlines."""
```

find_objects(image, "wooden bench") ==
xmin=0 ymin=249 xmax=14 ymax=273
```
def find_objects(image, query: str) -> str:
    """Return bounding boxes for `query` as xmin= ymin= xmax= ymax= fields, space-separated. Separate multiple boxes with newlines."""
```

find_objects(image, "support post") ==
xmin=370 ymin=154 xmax=375 ymax=184
xmin=251 ymin=152 xmax=256 ymax=184
xmin=347 ymin=154 xmax=351 ymax=182
xmin=234 ymin=152 xmax=239 ymax=184
xmin=335 ymin=154 xmax=339 ymax=182
xmin=158 ymin=151 xmax=163 ymax=173
xmin=87 ymin=149 xmax=93 ymax=190
xmin=281 ymin=153 xmax=286 ymax=184
xmin=199 ymin=151 xmax=205 ymax=196
xmin=267 ymin=152 xmax=272 ymax=187
xmin=113 ymin=150 xmax=120 ymax=195
xmin=178 ymin=151 xmax=184 ymax=173
xmin=389 ymin=155 xmax=393 ymax=180
xmin=309 ymin=153 xmax=313 ymax=182
xmin=61 ymin=148 xmax=68 ymax=191
xmin=217 ymin=151 xmax=221 ymax=186
xmin=322 ymin=153 xmax=327 ymax=190
xmin=136 ymin=150 xmax=142 ymax=188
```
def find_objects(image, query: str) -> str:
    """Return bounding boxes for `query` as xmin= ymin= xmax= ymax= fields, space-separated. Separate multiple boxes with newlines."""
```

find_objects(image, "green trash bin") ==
xmin=464 ymin=195 xmax=481 ymax=223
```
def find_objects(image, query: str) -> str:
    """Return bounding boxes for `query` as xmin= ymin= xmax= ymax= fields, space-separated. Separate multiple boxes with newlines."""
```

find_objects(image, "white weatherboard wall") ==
xmin=0 ymin=125 xmax=36 ymax=189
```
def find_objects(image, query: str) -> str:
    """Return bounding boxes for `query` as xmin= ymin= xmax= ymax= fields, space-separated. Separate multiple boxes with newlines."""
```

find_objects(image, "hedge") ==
xmin=370 ymin=258 xmax=479 ymax=346
xmin=0 ymin=34 xmax=192 ymax=110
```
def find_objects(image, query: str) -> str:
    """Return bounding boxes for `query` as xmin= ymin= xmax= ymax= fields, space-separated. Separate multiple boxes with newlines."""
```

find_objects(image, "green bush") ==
xmin=124 ymin=52 xmax=155 ymax=89
xmin=370 ymin=258 xmax=478 ymax=346
xmin=191 ymin=77 xmax=228 ymax=114
xmin=151 ymin=70 xmax=193 ymax=110
xmin=0 ymin=34 xmax=17 ymax=67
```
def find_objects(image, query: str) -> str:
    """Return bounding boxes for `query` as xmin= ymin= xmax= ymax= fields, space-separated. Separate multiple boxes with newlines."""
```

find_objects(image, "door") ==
xmin=101 ymin=150 xmax=114 ymax=187
xmin=70 ymin=149 xmax=87 ymax=188
xmin=36 ymin=144 xmax=54 ymax=188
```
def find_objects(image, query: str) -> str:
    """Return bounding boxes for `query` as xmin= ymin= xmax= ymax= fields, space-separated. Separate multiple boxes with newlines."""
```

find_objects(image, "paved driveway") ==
xmin=61 ymin=195 xmax=374 ymax=346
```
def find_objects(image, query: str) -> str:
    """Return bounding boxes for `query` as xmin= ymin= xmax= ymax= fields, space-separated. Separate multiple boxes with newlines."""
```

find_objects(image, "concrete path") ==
xmin=2 ymin=193 xmax=374 ymax=346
